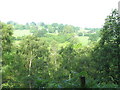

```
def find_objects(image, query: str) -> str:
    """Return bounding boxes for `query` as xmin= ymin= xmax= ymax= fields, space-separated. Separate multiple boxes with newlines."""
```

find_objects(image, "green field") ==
xmin=13 ymin=30 xmax=89 ymax=46
xmin=13 ymin=30 xmax=32 ymax=37
xmin=77 ymin=36 xmax=89 ymax=46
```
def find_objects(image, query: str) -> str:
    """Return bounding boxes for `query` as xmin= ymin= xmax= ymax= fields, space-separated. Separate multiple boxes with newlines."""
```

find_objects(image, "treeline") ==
xmin=9 ymin=22 xmax=101 ymax=43
xmin=7 ymin=21 xmax=80 ymax=33
xmin=7 ymin=21 xmax=101 ymax=33
xmin=1 ymin=9 xmax=120 ymax=88
xmin=8 ymin=21 xmax=101 ymax=42
xmin=84 ymin=28 xmax=101 ymax=31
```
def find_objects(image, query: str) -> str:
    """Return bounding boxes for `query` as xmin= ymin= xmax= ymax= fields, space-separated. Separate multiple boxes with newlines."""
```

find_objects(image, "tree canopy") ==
xmin=1 ymin=9 xmax=120 ymax=88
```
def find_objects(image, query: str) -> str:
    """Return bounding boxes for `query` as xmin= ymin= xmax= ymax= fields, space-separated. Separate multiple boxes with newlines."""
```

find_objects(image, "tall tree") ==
xmin=1 ymin=22 xmax=15 ymax=88
xmin=92 ymin=9 xmax=120 ymax=85
xmin=16 ymin=36 xmax=50 ymax=88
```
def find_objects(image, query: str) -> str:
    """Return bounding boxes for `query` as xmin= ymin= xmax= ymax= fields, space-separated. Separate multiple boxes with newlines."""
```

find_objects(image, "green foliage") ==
xmin=1 ymin=23 xmax=13 ymax=52
xmin=85 ymin=28 xmax=101 ymax=31
xmin=1 ymin=22 xmax=15 ymax=88
xmin=78 ymin=32 xmax=83 ymax=36
xmin=62 ymin=25 xmax=75 ymax=34
xmin=43 ymin=33 xmax=74 ymax=43
xmin=14 ymin=36 xmax=50 ymax=88
xmin=88 ymin=31 xmax=100 ymax=42
xmin=33 ymin=29 xmax=47 ymax=37
xmin=2 ymin=9 xmax=120 ymax=88
xmin=92 ymin=9 xmax=120 ymax=85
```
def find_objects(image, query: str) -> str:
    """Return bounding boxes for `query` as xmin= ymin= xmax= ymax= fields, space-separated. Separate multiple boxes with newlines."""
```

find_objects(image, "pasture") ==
xmin=13 ymin=30 xmax=32 ymax=37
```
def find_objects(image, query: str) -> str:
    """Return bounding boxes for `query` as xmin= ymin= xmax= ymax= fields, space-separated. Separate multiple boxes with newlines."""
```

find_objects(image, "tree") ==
xmin=14 ymin=24 xmax=25 ymax=30
xmin=7 ymin=21 xmax=17 ymax=26
xmin=1 ymin=22 xmax=15 ymax=88
xmin=47 ymin=25 xmax=55 ymax=33
xmin=15 ymin=36 xmax=50 ymax=88
xmin=78 ymin=32 xmax=83 ymax=36
xmin=92 ymin=9 xmax=120 ymax=85
xmin=25 ymin=23 xmax=30 ymax=29
xmin=58 ymin=24 xmax=64 ymax=33
xmin=33 ymin=28 xmax=47 ymax=37
xmin=88 ymin=31 xmax=100 ymax=42
xmin=62 ymin=25 xmax=74 ymax=34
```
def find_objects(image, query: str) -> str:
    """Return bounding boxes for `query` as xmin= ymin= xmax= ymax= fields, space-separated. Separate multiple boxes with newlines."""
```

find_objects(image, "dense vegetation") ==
xmin=1 ymin=9 xmax=120 ymax=88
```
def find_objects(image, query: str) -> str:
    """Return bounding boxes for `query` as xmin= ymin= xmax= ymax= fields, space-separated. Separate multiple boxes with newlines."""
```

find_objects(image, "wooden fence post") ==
xmin=80 ymin=76 xmax=86 ymax=88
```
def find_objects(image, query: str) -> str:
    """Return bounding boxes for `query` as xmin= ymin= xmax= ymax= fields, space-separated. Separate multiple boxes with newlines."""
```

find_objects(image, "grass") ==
xmin=13 ymin=30 xmax=32 ymax=37
xmin=77 ymin=36 xmax=89 ymax=46
xmin=13 ymin=30 xmax=89 ymax=46
xmin=47 ymin=33 xmax=58 ymax=36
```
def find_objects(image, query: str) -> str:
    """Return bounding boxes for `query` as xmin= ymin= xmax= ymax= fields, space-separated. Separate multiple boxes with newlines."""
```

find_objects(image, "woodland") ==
xmin=0 ymin=9 xmax=120 ymax=88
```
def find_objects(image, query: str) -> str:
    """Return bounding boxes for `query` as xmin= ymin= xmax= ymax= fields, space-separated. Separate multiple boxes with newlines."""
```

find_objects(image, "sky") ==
xmin=0 ymin=0 xmax=119 ymax=28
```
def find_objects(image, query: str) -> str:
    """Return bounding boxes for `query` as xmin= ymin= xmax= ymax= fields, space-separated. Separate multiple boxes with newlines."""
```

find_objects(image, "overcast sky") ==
xmin=0 ymin=0 xmax=119 ymax=28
